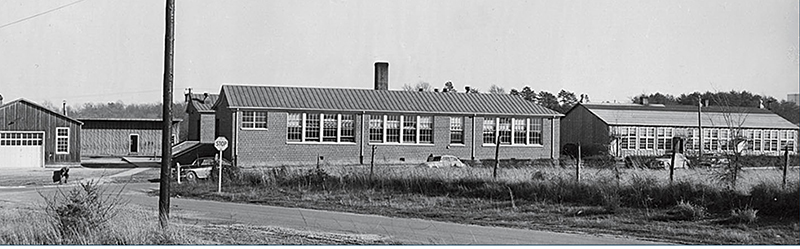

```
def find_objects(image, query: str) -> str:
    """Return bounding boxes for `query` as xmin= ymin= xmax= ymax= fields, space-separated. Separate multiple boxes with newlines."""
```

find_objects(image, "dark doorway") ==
xmin=130 ymin=134 xmax=139 ymax=154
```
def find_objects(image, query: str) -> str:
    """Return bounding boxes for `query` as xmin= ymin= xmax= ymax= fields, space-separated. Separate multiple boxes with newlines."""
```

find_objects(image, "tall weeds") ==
xmin=201 ymin=166 xmax=799 ymax=219
xmin=2 ymin=180 xmax=191 ymax=245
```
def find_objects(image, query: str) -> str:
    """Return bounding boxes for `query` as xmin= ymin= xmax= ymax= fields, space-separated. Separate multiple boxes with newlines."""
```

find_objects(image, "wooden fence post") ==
xmin=494 ymin=136 xmax=500 ymax=179
xmin=669 ymin=139 xmax=676 ymax=184
xmin=783 ymin=146 xmax=789 ymax=189
xmin=370 ymin=145 xmax=376 ymax=181
xmin=576 ymin=143 xmax=581 ymax=183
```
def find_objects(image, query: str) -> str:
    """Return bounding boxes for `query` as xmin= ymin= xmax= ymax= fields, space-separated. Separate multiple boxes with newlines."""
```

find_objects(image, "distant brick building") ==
xmin=561 ymin=103 xmax=799 ymax=158
xmin=212 ymin=63 xmax=563 ymax=167
xmin=185 ymin=91 xmax=218 ymax=143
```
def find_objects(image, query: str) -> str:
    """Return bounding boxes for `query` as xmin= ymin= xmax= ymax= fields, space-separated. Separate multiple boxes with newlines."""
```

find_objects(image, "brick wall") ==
xmin=226 ymin=109 xmax=560 ymax=167
xmin=200 ymin=114 xmax=215 ymax=143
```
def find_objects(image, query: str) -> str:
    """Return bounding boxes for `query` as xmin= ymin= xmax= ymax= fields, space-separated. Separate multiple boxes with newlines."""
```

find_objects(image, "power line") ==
xmin=0 ymin=0 xmax=88 ymax=30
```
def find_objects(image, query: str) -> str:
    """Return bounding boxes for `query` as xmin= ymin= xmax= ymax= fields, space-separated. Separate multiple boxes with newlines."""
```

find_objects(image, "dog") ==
xmin=52 ymin=167 xmax=69 ymax=184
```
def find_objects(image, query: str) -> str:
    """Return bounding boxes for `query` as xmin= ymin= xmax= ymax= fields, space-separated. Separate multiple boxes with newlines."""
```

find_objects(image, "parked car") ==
xmin=173 ymin=157 xmax=232 ymax=181
xmin=418 ymin=155 xmax=467 ymax=168
xmin=651 ymin=154 xmax=689 ymax=170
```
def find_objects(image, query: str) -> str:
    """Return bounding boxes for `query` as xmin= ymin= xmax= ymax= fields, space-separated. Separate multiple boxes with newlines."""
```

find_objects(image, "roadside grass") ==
xmin=170 ymin=164 xmax=800 ymax=244
xmin=1 ymin=178 xmax=396 ymax=245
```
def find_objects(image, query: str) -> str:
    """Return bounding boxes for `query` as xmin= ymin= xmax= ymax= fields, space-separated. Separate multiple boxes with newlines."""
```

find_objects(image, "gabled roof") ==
xmin=0 ymin=98 xmax=83 ymax=125
xmin=578 ymin=103 xmax=798 ymax=130
xmin=214 ymin=85 xmax=562 ymax=116
xmin=188 ymin=93 xmax=219 ymax=113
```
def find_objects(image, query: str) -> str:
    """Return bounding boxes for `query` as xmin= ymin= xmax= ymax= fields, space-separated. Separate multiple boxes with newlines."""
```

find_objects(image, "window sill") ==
xmin=368 ymin=143 xmax=435 ymax=146
xmin=448 ymin=144 xmax=466 ymax=147
xmin=481 ymin=144 xmax=543 ymax=148
xmin=55 ymin=152 xmax=69 ymax=155
xmin=241 ymin=128 xmax=268 ymax=131
xmin=287 ymin=142 xmax=357 ymax=145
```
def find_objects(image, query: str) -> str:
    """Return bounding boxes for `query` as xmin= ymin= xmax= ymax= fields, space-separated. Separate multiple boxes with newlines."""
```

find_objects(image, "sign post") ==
xmin=214 ymin=137 xmax=229 ymax=193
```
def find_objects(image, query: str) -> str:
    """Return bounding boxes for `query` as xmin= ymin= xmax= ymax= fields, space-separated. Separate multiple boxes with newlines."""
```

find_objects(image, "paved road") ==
xmin=0 ymin=181 xmax=663 ymax=245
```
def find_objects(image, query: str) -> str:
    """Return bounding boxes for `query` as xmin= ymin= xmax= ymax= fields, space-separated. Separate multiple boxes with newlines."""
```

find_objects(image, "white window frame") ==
xmin=287 ymin=112 xmax=356 ymax=144
xmin=242 ymin=110 xmax=268 ymax=129
xmin=482 ymin=117 xmax=543 ymax=146
xmin=449 ymin=117 xmax=464 ymax=145
xmin=368 ymin=114 xmax=434 ymax=145
xmin=55 ymin=127 xmax=69 ymax=154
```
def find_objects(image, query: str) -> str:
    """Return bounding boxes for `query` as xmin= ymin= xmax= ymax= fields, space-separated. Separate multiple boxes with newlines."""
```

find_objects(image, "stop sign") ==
xmin=214 ymin=137 xmax=229 ymax=151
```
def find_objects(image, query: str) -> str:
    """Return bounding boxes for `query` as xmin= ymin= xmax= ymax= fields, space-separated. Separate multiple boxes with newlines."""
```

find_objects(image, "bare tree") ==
xmin=402 ymin=81 xmax=433 ymax=92
xmin=706 ymin=93 xmax=752 ymax=190
xmin=488 ymin=84 xmax=505 ymax=94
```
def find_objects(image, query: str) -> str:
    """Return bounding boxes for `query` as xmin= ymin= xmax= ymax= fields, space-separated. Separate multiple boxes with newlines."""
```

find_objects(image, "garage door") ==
xmin=0 ymin=132 xmax=44 ymax=168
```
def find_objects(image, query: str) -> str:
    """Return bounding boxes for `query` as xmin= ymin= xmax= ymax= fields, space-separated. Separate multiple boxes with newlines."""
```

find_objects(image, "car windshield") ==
xmin=199 ymin=159 xmax=216 ymax=167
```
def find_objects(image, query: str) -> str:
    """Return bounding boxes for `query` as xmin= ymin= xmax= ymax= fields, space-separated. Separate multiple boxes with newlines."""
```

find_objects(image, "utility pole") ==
xmin=159 ymin=0 xmax=175 ymax=229
xmin=697 ymin=96 xmax=703 ymax=165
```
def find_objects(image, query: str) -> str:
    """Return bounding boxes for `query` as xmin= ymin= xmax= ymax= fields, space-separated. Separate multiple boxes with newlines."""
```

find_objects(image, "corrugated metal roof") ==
xmin=216 ymin=85 xmax=563 ymax=116
xmin=78 ymin=118 xmax=182 ymax=123
xmin=581 ymin=103 xmax=798 ymax=129
xmin=189 ymin=93 xmax=218 ymax=113
xmin=0 ymin=98 xmax=83 ymax=125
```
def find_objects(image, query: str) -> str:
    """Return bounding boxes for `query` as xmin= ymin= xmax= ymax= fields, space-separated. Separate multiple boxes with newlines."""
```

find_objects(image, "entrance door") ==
xmin=130 ymin=134 xmax=139 ymax=154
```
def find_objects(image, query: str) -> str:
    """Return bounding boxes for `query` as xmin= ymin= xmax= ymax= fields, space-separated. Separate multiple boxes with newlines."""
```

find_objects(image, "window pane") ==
xmin=340 ymin=114 xmax=355 ymax=143
xmin=287 ymin=113 xmax=302 ymax=142
xmin=56 ymin=128 xmax=69 ymax=153
xmin=255 ymin=112 xmax=267 ymax=128
xmin=369 ymin=115 xmax=383 ymax=143
xmin=242 ymin=111 xmax=254 ymax=128
xmin=386 ymin=115 xmax=400 ymax=143
xmin=418 ymin=116 xmax=433 ymax=144
xmin=483 ymin=118 xmax=495 ymax=144
xmin=402 ymin=115 xmax=416 ymax=144
xmin=305 ymin=113 xmax=320 ymax=142
xmin=498 ymin=118 xmax=511 ymax=145
xmin=450 ymin=117 xmax=463 ymax=144
xmin=513 ymin=118 xmax=527 ymax=144
xmin=529 ymin=118 xmax=542 ymax=145
xmin=322 ymin=114 xmax=337 ymax=142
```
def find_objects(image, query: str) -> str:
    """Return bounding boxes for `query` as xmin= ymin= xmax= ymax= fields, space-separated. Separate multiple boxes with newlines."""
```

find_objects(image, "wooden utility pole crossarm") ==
xmin=159 ymin=0 xmax=175 ymax=229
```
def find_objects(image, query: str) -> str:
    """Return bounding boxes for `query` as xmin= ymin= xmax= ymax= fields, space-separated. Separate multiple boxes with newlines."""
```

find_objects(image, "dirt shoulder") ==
xmin=0 ymin=167 xmax=139 ymax=187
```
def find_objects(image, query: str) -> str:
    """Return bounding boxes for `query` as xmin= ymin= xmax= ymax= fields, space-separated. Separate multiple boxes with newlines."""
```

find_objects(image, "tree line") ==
xmin=402 ymin=81 xmax=799 ymax=124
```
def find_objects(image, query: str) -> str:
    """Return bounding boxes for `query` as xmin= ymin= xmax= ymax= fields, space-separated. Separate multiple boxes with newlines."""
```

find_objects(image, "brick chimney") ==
xmin=374 ymin=62 xmax=389 ymax=91
xmin=0 ymin=94 xmax=3 ymax=106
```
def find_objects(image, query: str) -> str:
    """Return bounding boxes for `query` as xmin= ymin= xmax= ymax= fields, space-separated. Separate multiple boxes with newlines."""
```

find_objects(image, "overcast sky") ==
xmin=1 ymin=0 xmax=798 ymax=106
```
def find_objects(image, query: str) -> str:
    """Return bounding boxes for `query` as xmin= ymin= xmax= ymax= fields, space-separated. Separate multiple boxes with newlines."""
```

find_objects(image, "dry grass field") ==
xmin=169 ymin=163 xmax=799 ymax=244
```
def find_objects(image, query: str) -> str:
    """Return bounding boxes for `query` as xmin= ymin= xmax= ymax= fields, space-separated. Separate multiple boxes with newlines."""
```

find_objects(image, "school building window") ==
xmin=287 ymin=112 xmax=356 ymax=143
xmin=449 ymin=117 xmax=464 ymax=144
xmin=482 ymin=117 xmax=543 ymax=145
xmin=242 ymin=111 xmax=267 ymax=129
xmin=369 ymin=114 xmax=433 ymax=144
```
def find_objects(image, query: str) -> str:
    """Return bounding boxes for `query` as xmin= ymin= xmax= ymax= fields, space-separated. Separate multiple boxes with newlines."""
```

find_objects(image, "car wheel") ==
xmin=185 ymin=172 xmax=198 ymax=182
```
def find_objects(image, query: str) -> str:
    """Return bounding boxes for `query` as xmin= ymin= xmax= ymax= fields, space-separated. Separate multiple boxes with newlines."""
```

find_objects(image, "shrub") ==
xmin=41 ymin=180 xmax=126 ymax=241
xmin=729 ymin=208 xmax=758 ymax=224
xmin=669 ymin=200 xmax=707 ymax=221
xmin=748 ymin=182 xmax=799 ymax=218
xmin=209 ymin=163 xmax=242 ymax=185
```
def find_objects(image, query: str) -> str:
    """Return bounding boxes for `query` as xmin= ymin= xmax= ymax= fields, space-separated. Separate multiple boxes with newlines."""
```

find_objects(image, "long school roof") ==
xmin=578 ymin=103 xmax=798 ymax=130
xmin=215 ymin=85 xmax=563 ymax=116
